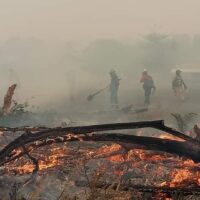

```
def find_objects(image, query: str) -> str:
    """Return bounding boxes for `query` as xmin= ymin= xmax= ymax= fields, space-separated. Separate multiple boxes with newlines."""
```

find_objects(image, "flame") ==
xmin=5 ymin=145 xmax=69 ymax=174
xmin=109 ymin=154 xmax=127 ymax=163
xmin=95 ymin=144 xmax=122 ymax=155
xmin=4 ymin=139 xmax=200 ymax=189
xmin=92 ymin=143 xmax=200 ymax=188
xmin=170 ymin=169 xmax=193 ymax=187
xmin=159 ymin=134 xmax=184 ymax=141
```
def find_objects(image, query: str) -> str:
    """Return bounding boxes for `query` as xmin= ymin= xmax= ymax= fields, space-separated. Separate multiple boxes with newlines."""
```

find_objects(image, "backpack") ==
xmin=172 ymin=77 xmax=183 ymax=88
xmin=143 ymin=78 xmax=155 ymax=89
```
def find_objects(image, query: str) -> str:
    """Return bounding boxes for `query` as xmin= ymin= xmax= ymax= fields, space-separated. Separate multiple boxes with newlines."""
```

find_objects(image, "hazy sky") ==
xmin=0 ymin=0 xmax=200 ymax=42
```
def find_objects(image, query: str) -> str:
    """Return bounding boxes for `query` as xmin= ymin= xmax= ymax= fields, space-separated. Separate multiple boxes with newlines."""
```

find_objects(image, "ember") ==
xmin=95 ymin=143 xmax=200 ymax=188
xmin=4 ymin=141 xmax=200 ymax=190
xmin=1 ymin=120 xmax=200 ymax=199
xmin=4 ymin=145 xmax=70 ymax=174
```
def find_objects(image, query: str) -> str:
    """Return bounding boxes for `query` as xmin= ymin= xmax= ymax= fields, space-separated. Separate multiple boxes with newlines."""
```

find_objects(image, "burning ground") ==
xmin=0 ymin=121 xmax=200 ymax=200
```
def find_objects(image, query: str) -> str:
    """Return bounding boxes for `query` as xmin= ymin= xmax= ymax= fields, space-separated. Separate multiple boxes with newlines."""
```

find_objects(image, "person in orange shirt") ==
xmin=140 ymin=70 xmax=155 ymax=105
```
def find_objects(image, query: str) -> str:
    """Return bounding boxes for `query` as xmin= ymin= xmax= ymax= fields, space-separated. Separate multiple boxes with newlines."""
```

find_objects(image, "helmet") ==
xmin=176 ymin=69 xmax=181 ymax=75
xmin=110 ymin=69 xmax=115 ymax=74
xmin=143 ymin=69 xmax=148 ymax=75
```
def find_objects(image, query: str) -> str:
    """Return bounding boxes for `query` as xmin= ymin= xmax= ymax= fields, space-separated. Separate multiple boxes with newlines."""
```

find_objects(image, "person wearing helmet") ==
xmin=172 ymin=69 xmax=187 ymax=101
xmin=109 ymin=69 xmax=120 ymax=109
xmin=140 ymin=70 xmax=155 ymax=105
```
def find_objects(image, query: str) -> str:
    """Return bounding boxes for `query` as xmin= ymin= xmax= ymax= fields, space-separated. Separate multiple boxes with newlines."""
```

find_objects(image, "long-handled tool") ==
xmin=87 ymin=85 xmax=109 ymax=101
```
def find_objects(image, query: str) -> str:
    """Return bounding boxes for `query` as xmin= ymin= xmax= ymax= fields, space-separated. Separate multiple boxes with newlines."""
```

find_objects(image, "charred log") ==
xmin=1 ymin=134 xmax=200 ymax=166
xmin=81 ymin=134 xmax=200 ymax=162
xmin=0 ymin=120 xmax=200 ymax=166
xmin=0 ymin=120 xmax=195 ymax=141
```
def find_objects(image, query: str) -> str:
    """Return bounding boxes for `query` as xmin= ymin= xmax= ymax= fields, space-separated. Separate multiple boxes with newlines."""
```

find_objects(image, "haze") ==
xmin=0 ymin=0 xmax=200 ymax=42
xmin=0 ymin=0 xmax=200 ymax=126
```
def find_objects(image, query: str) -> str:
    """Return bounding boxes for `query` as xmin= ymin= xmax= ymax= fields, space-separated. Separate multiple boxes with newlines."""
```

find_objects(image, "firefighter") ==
xmin=110 ymin=69 xmax=120 ymax=108
xmin=172 ymin=69 xmax=187 ymax=101
xmin=140 ymin=70 xmax=155 ymax=105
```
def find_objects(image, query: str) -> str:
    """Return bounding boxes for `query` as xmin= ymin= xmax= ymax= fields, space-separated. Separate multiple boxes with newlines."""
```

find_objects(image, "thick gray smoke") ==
xmin=0 ymin=1 xmax=199 ymax=127
xmin=0 ymin=33 xmax=200 ymax=124
xmin=0 ymin=34 xmax=199 ymax=112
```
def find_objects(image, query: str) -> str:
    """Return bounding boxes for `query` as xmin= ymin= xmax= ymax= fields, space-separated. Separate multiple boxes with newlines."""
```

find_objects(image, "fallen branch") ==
xmin=21 ymin=145 xmax=39 ymax=177
xmin=0 ymin=120 xmax=199 ymax=166
xmin=81 ymin=133 xmax=200 ymax=162
xmin=0 ymin=120 xmax=195 ymax=141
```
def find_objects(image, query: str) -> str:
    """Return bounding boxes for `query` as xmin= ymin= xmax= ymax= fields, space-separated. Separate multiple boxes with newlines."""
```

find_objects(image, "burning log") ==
xmin=1 ymin=121 xmax=200 ymax=200
xmin=0 ymin=120 xmax=200 ymax=169
xmin=81 ymin=134 xmax=200 ymax=162
xmin=2 ymin=84 xmax=17 ymax=116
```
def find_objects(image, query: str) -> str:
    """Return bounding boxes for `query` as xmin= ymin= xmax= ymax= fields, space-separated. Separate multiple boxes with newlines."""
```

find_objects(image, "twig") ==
xmin=21 ymin=145 xmax=39 ymax=178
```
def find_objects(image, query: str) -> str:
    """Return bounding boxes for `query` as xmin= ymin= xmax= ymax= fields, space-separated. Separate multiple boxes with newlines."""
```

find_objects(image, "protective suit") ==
xmin=110 ymin=70 xmax=120 ymax=108
xmin=172 ymin=70 xmax=187 ymax=101
xmin=140 ymin=70 xmax=155 ymax=105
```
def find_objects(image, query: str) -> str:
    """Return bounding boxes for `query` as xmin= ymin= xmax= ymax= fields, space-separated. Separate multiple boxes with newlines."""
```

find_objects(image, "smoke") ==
xmin=0 ymin=34 xmax=199 ymax=126
xmin=0 ymin=34 xmax=199 ymax=103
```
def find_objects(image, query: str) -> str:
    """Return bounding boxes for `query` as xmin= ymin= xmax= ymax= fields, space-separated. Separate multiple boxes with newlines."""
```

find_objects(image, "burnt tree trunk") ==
xmin=2 ymin=84 xmax=17 ymax=116
xmin=0 ymin=120 xmax=200 ymax=166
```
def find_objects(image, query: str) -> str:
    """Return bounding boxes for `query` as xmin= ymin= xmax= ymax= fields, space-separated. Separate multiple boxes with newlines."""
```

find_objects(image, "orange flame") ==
xmin=4 ymin=140 xmax=200 ymax=189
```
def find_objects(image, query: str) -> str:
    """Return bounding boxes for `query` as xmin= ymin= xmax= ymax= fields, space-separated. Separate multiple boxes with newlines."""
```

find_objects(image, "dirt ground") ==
xmin=54 ymin=86 xmax=200 ymax=129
